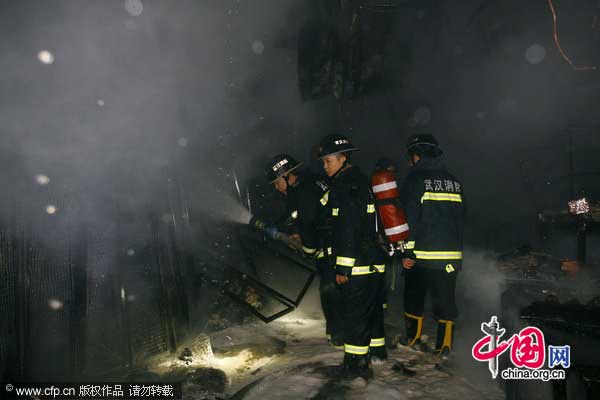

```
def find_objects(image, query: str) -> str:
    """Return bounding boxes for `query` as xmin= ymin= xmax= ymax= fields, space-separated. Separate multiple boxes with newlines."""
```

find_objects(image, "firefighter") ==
xmin=265 ymin=154 xmax=344 ymax=346
xmin=398 ymin=133 xmax=465 ymax=358
xmin=265 ymin=154 xmax=304 ymax=239
xmin=318 ymin=134 xmax=386 ymax=379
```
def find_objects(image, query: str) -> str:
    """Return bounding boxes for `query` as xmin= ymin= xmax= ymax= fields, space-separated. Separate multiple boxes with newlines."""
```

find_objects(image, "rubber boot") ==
xmin=369 ymin=342 xmax=388 ymax=365
xmin=398 ymin=312 xmax=425 ymax=350
xmin=328 ymin=334 xmax=344 ymax=349
xmin=434 ymin=319 xmax=455 ymax=359
xmin=342 ymin=353 xmax=373 ymax=380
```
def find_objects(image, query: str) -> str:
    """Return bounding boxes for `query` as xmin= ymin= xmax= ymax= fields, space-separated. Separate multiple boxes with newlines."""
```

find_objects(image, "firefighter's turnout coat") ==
xmin=399 ymin=156 xmax=465 ymax=272
xmin=327 ymin=165 xmax=385 ymax=357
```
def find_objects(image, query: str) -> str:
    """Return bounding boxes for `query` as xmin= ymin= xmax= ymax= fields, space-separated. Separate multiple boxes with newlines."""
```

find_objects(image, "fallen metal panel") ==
xmin=223 ymin=267 xmax=295 ymax=323
xmin=221 ymin=227 xmax=317 ymax=323
xmin=237 ymin=227 xmax=316 ymax=308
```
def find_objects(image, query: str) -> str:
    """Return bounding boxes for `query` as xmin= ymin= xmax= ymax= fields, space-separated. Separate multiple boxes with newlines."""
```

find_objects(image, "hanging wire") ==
xmin=546 ymin=0 xmax=596 ymax=71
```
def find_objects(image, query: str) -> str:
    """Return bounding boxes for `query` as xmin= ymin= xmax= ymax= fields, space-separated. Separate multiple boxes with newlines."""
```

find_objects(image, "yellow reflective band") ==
xmin=317 ymin=247 xmax=332 ymax=259
xmin=320 ymin=191 xmax=329 ymax=205
xmin=333 ymin=345 xmax=344 ymax=350
xmin=414 ymin=250 xmax=462 ymax=260
xmin=291 ymin=210 xmax=298 ymax=219
xmin=336 ymin=256 xmax=356 ymax=267
xmin=344 ymin=344 xmax=369 ymax=355
xmin=405 ymin=241 xmax=415 ymax=249
xmin=420 ymin=192 xmax=462 ymax=204
xmin=351 ymin=266 xmax=375 ymax=275
xmin=370 ymin=337 xmax=385 ymax=347
xmin=367 ymin=204 xmax=376 ymax=213
xmin=332 ymin=208 xmax=339 ymax=216
xmin=302 ymin=246 xmax=316 ymax=254
xmin=383 ymin=303 xmax=388 ymax=309
xmin=445 ymin=263 xmax=455 ymax=273
xmin=374 ymin=264 xmax=385 ymax=273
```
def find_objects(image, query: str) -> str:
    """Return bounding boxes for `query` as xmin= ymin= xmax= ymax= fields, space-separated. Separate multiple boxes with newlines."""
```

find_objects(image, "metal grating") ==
xmin=0 ymin=175 xmax=195 ymax=380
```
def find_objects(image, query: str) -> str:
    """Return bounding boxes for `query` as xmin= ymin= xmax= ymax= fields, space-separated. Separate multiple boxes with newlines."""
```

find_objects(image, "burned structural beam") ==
xmin=577 ymin=217 xmax=587 ymax=264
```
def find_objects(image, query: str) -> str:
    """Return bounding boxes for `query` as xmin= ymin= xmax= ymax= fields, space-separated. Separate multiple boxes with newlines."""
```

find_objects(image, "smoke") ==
xmin=2 ymin=1 xmax=599 ymax=252
xmin=189 ymin=179 xmax=252 ymax=225
xmin=458 ymin=248 xmax=505 ymax=320
xmin=0 ymin=0 xmax=308 ymax=233
xmin=0 ymin=0 xmax=310 ymax=380
xmin=450 ymin=248 xmax=507 ymax=385
xmin=230 ymin=204 xmax=253 ymax=225
xmin=453 ymin=245 xmax=600 ymax=385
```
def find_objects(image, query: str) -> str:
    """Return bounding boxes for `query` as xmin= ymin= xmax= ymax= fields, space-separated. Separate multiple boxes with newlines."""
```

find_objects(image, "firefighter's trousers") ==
xmin=403 ymin=266 xmax=458 ymax=320
xmin=403 ymin=265 xmax=458 ymax=353
xmin=317 ymin=258 xmax=344 ymax=342
xmin=369 ymin=267 xmax=386 ymax=357
xmin=341 ymin=271 xmax=379 ymax=359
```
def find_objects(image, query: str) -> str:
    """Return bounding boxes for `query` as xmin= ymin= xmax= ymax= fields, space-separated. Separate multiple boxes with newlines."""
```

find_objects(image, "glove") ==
xmin=334 ymin=265 xmax=352 ymax=278
xmin=396 ymin=241 xmax=416 ymax=259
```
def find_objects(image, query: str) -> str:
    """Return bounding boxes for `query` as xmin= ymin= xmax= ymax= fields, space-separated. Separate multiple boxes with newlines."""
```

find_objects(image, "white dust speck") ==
xmin=252 ymin=40 xmax=265 ymax=55
xmin=35 ymin=174 xmax=50 ymax=185
xmin=38 ymin=50 xmax=54 ymax=64
xmin=124 ymin=0 xmax=143 ymax=17
xmin=414 ymin=106 xmax=432 ymax=125
xmin=525 ymin=44 xmax=546 ymax=65
xmin=48 ymin=299 xmax=63 ymax=310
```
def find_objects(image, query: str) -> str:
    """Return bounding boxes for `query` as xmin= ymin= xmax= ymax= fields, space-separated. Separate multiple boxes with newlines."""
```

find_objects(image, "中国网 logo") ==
xmin=471 ymin=316 xmax=570 ymax=381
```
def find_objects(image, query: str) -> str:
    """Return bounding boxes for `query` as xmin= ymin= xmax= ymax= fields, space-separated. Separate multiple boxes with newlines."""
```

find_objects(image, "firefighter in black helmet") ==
xmin=398 ymin=133 xmax=465 ymax=358
xmin=266 ymin=154 xmax=304 ymax=191
xmin=265 ymin=154 xmax=305 ymax=238
xmin=318 ymin=134 xmax=387 ymax=379
xmin=265 ymin=153 xmax=338 ymax=342
xmin=268 ymin=152 xmax=347 ymax=347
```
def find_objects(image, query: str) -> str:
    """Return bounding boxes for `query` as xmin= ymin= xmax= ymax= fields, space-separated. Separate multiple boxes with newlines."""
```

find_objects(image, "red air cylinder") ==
xmin=371 ymin=170 xmax=409 ymax=243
